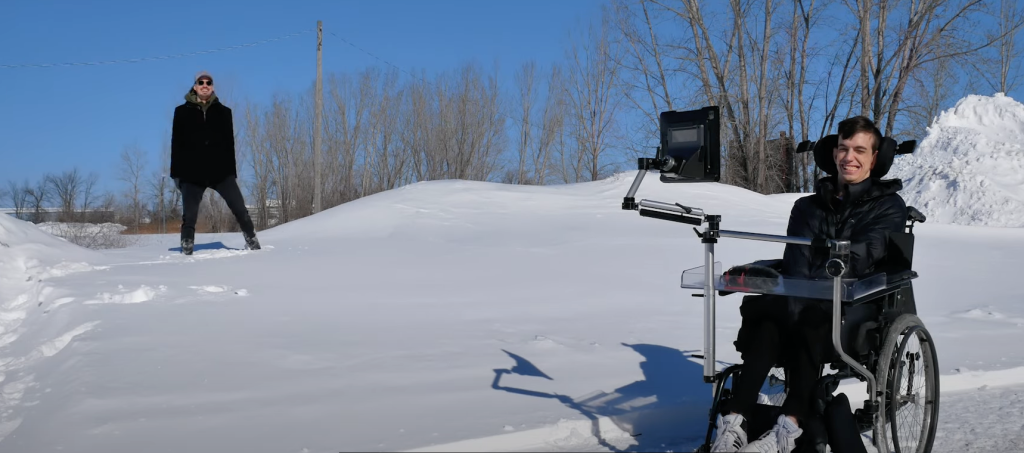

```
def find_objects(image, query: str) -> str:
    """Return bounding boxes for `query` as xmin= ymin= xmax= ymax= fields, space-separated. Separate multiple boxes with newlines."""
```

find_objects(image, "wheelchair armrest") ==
xmin=886 ymin=269 xmax=918 ymax=284
xmin=844 ymin=268 xmax=918 ymax=306
xmin=908 ymin=206 xmax=927 ymax=223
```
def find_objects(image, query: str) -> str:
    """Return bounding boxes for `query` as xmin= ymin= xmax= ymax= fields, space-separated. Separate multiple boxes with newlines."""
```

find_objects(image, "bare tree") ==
xmin=563 ymin=15 xmax=624 ymax=182
xmin=648 ymin=0 xmax=789 ymax=192
xmin=322 ymin=72 xmax=367 ymax=209
xmin=429 ymin=62 xmax=507 ymax=183
xmin=968 ymin=0 xmax=1024 ymax=94
xmin=898 ymin=57 xmax=961 ymax=139
xmin=46 ymin=168 xmax=86 ymax=222
xmin=241 ymin=101 xmax=275 ymax=230
xmin=992 ymin=0 xmax=1024 ymax=93
xmin=364 ymin=67 xmax=409 ymax=193
xmin=777 ymin=0 xmax=832 ymax=192
xmin=4 ymin=180 xmax=30 ymax=220
xmin=77 ymin=172 xmax=102 ymax=222
xmin=24 ymin=177 xmax=50 ymax=223
xmin=513 ymin=60 xmax=538 ymax=185
xmin=265 ymin=94 xmax=300 ymax=223
xmin=405 ymin=71 xmax=442 ymax=184
xmin=535 ymin=65 xmax=566 ymax=185
xmin=847 ymin=0 xmax=1015 ymax=135
xmin=609 ymin=0 xmax=682 ymax=163
xmin=120 ymin=144 xmax=147 ymax=233
xmin=0 ymin=185 xmax=8 ymax=220
xmin=147 ymin=139 xmax=178 ymax=234
xmin=96 ymin=192 xmax=118 ymax=224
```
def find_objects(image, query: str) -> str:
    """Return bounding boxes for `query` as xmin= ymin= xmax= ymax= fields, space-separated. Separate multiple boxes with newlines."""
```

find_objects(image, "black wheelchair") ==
xmin=621 ymin=107 xmax=939 ymax=453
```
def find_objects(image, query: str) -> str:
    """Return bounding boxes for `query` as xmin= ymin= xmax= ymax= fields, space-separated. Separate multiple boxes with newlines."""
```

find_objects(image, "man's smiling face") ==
xmin=834 ymin=131 xmax=877 ymax=185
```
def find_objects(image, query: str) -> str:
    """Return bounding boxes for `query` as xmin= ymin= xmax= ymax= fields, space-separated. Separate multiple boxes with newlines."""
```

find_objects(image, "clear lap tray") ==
xmin=680 ymin=262 xmax=888 ymax=302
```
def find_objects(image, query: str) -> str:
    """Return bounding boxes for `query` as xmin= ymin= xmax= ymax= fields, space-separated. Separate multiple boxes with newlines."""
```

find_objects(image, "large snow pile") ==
xmin=888 ymin=93 xmax=1024 ymax=227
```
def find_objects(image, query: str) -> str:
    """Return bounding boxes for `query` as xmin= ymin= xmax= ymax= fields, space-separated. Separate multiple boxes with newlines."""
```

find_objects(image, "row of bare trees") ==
xmin=0 ymin=142 xmax=249 ymax=237
xmin=2 ymin=168 xmax=111 ymax=224
xmin=610 ymin=0 xmax=1024 ymax=194
xmin=235 ymin=19 xmax=629 ymax=226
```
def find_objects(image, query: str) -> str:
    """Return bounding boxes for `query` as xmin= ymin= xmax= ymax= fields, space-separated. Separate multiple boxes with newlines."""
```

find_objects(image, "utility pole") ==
xmin=314 ymin=20 xmax=323 ymax=214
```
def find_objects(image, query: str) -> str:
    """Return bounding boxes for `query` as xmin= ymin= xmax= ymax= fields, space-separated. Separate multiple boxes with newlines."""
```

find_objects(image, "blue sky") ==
xmin=0 ymin=0 xmax=604 ymax=197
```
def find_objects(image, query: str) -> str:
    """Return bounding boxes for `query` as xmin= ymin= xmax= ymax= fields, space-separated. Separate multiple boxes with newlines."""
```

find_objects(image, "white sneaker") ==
xmin=709 ymin=413 xmax=747 ymax=452
xmin=739 ymin=414 xmax=802 ymax=453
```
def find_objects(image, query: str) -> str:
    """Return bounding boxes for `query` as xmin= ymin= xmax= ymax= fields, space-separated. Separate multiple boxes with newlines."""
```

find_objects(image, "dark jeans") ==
xmin=725 ymin=297 xmax=831 ymax=424
xmin=179 ymin=177 xmax=256 ymax=241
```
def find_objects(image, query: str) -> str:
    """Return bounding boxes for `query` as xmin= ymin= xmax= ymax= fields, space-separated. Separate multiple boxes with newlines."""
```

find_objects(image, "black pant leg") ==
xmin=180 ymin=182 xmax=205 ymax=241
xmin=824 ymin=393 xmax=869 ymax=453
xmin=781 ymin=304 xmax=831 ymax=423
xmin=212 ymin=177 xmax=255 ymax=237
xmin=724 ymin=318 xmax=782 ymax=417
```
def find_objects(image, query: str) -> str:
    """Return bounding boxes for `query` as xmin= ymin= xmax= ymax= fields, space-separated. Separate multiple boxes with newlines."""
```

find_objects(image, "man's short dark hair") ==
xmin=837 ymin=116 xmax=883 ymax=151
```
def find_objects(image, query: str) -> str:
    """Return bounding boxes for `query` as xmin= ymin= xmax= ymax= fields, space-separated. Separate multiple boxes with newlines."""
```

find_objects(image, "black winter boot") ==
xmin=181 ymin=238 xmax=194 ymax=255
xmin=244 ymin=233 xmax=261 ymax=251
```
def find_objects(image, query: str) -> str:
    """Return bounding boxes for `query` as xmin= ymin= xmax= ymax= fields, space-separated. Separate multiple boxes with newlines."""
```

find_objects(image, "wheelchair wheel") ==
xmin=875 ymin=314 xmax=940 ymax=453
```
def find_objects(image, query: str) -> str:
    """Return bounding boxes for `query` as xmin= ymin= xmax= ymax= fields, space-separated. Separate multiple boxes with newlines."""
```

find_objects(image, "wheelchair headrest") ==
xmin=808 ymin=134 xmax=903 ymax=179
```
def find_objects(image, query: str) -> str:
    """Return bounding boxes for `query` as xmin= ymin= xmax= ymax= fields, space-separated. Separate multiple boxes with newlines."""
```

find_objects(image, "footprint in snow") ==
xmin=43 ymin=297 xmax=76 ymax=314
xmin=529 ymin=335 xmax=564 ymax=349
xmin=190 ymin=285 xmax=228 ymax=293
xmin=83 ymin=285 xmax=167 ymax=305
xmin=189 ymin=286 xmax=249 ymax=297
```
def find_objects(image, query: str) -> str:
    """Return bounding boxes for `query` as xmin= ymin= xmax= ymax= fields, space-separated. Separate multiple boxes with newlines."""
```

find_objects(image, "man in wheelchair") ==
xmin=710 ymin=116 xmax=909 ymax=452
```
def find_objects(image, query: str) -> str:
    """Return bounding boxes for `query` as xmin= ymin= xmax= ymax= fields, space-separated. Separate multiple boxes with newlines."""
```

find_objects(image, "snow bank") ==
xmin=889 ymin=93 xmax=1024 ymax=227
xmin=0 ymin=215 xmax=103 ymax=438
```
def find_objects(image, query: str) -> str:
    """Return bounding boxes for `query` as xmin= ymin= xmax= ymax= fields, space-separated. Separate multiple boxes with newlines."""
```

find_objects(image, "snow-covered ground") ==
xmin=2 ymin=94 xmax=1024 ymax=452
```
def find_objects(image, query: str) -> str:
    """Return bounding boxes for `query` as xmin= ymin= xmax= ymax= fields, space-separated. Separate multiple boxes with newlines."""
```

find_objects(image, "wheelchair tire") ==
xmin=874 ymin=314 xmax=940 ymax=453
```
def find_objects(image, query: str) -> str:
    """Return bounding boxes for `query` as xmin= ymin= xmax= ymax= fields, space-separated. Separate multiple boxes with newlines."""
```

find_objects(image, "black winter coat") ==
xmin=170 ymin=92 xmax=237 ymax=188
xmin=782 ymin=176 xmax=908 ymax=280
xmin=733 ymin=176 xmax=908 ymax=359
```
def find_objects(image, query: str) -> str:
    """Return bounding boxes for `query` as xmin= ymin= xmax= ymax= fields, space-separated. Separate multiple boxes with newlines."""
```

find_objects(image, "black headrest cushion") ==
xmin=812 ymin=134 xmax=897 ymax=179
xmin=812 ymin=135 xmax=838 ymax=176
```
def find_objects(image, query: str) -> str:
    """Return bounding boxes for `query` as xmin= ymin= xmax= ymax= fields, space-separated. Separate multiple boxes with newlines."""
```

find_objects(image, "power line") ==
xmin=0 ymin=29 xmax=314 ymax=69
xmin=325 ymin=31 xmax=549 ymax=137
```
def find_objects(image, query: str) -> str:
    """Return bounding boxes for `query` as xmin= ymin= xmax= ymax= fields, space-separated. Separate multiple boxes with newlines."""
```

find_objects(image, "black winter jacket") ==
xmin=170 ymin=91 xmax=237 ymax=188
xmin=733 ymin=176 xmax=907 ymax=359
xmin=782 ymin=176 xmax=908 ymax=280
